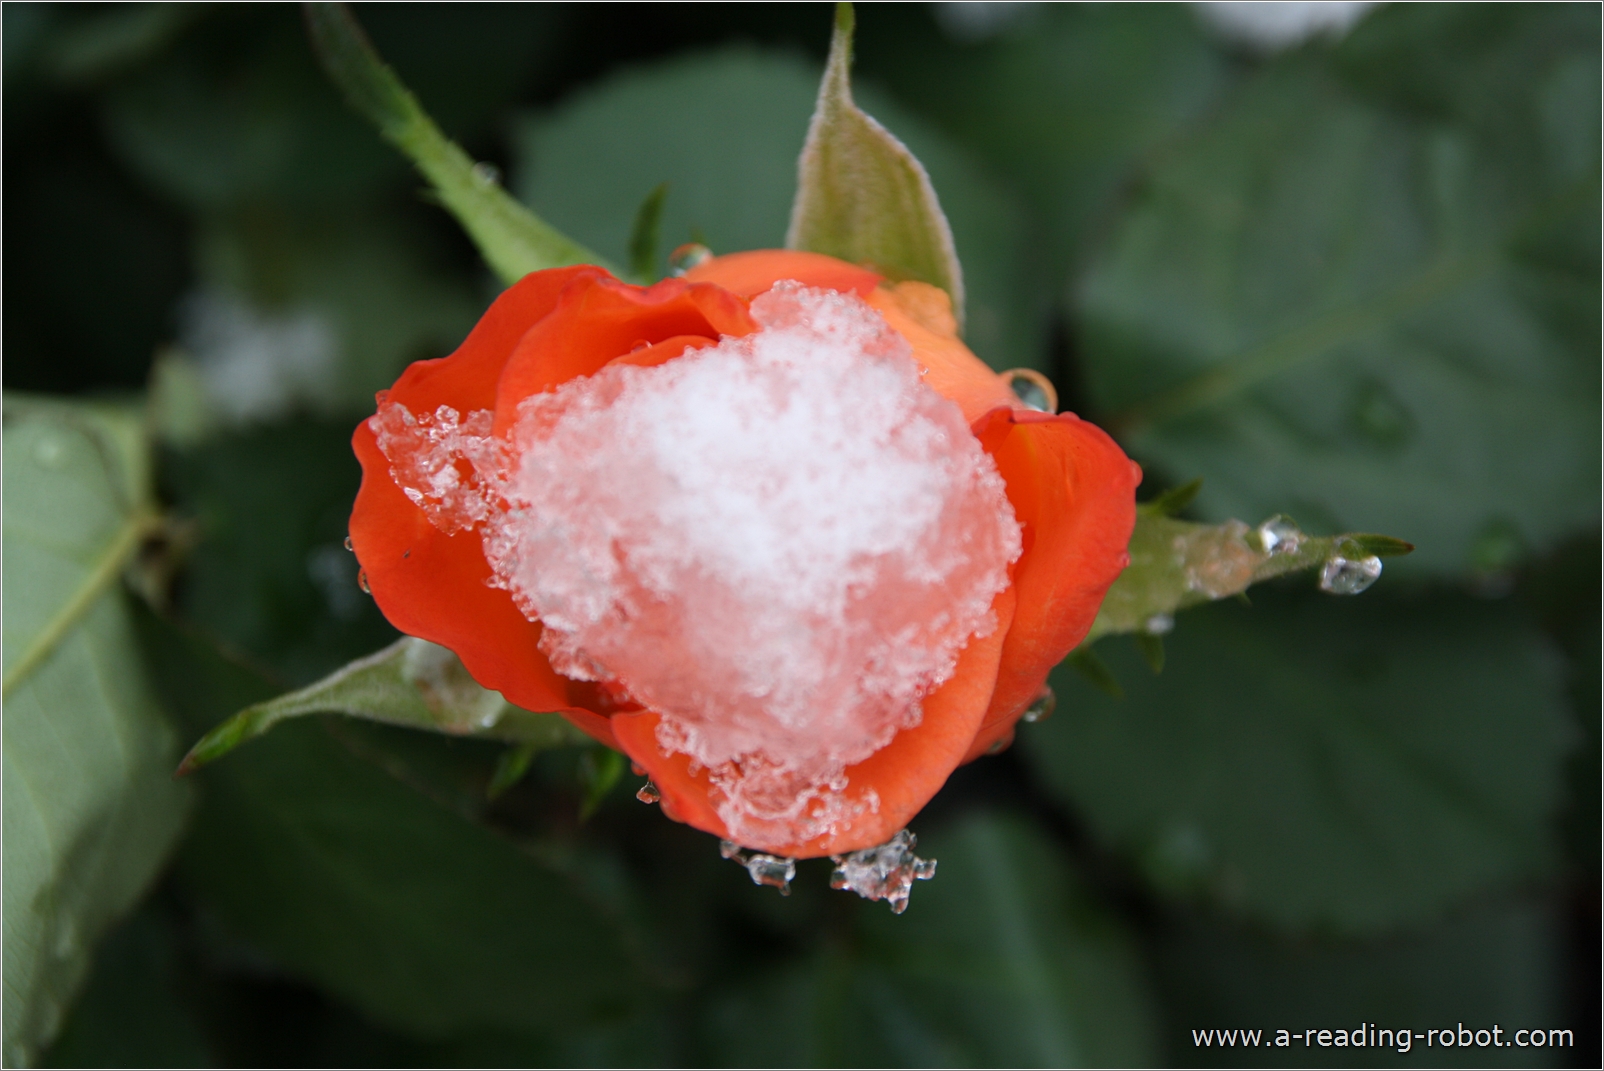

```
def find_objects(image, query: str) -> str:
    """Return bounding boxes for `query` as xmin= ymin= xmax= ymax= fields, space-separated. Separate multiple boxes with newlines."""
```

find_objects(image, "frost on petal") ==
xmin=478 ymin=283 xmax=1022 ymax=849
xmin=370 ymin=402 xmax=501 ymax=534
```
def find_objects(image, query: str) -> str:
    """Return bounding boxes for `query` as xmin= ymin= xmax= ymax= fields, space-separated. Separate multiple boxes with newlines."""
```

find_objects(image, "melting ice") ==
xmin=1320 ymin=554 xmax=1382 ymax=595
xmin=374 ymin=284 xmax=1022 ymax=849
xmin=830 ymin=829 xmax=937 ymax=914
xmin=721 ymin=840 xmax=797 ymax=895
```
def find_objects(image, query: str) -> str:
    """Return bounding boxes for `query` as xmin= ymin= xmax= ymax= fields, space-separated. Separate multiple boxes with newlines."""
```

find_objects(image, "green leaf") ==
xmin=161 ymin=418 xmax=401 ymax=684
xmin=703 ymin=812 xmax=1159 ymax=1066
xmin=1077 ymin=3 xmax=1601 ymax=575
xmin=787 ymin=3 xmax=964 ymax=322
xmin=185 ymin=207 xmax=481 ymax=418
xmin=302 ymin=2 xmax=607 ymax=283
xmin=142 ymin=614 xmax=654 ymax=1037
xmin=1084 ymin=508 xmax=1412 ymax=646
xmin=39 ymin=2 xmax=206 ymax=86
xmin=510 ymin=48 xmax=1038 ymax=371
xmin=3 ymin=397 xmax=191 ymax=1065
xmin=178 ymin=636 xmax=590 ymax=774
xmin=866 ymin=3 xmax=1233 ymax=282
xmin=1023 ymin=588 xmax=1573 ymax=933
xmin=41 ymin=904 xmax=212 ymax=1069
xmin=1157 ymin=897 xmax=1564 ymax=1067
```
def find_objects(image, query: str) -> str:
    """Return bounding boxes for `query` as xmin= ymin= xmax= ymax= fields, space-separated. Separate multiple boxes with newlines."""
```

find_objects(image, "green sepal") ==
xmin=487 ymin=741 xmax=540 ymax=800
xmin=578 ymin=747 xmax=627 ymax=821
xmin=627 ymin=182 xmax=670 ymax=283
xmin=787 ymin=3 xmax=965 ymax=324
xmin=1066 ymin=647 xmax=1124 ymax=700
xmin=302 ymin=2 xmax=610 ymax=284
xmin=1341 ymin=533 xmax=1416 ymax=559
xmin=1084 ymin=510 xmax=1414 ymax=646
xmin=1132 ymin=632 xmax=1166 ymax=675
xmin=177 ymin=636 xmax=590 ymax=775
xmin=1141 ymin=477 xmax=1203 ymax=518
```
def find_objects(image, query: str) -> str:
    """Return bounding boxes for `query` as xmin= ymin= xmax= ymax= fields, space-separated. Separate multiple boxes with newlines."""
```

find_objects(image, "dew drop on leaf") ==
xmin=1255 ymin=514 xmax=1304 ymax=555
xmin=1319 ymin=554 xmax=1382 ymax=595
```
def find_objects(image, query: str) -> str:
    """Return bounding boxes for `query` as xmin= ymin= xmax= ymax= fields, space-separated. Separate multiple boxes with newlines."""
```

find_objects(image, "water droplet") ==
xmin=636 ymin=780 xmax=660 ymax=804
xmin=985 ymin=731 xmax=1013 ymax=755
xmin=1000 ymin=368 xmax=1057 ymax=413
xmin=1255 ymin=514 xmax=1303 ymax=555
xmin=719 ymin=840 xmax=796 ymax=894
xmin=33 ymin=435 xmax=64 ymax=468
xmin=1143 ymin=612 xmax=1175 ymax=635
xmin=357 ymin=569 xmax=371 ymax=594
xmin=1319 ymin=554 xmax=1382 ymax=595
xmin=343 ymin=535 xmax=354 ymax=551
xmin=471 ymin=161 xmax=501 ymax=186
xmin=1021 ymin=686 xmax=1056 ymax=723
xmin=668 ymin=242 xmax=713 ymax=275
xmin=830 ymin=829 xmax=936 ymax=914
xmin=746 ymin=853 xmax=796 ymax=894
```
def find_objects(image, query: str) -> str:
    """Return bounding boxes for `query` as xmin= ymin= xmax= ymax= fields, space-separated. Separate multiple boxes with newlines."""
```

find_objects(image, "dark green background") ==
xmin=5 ymin=3 xmax=1598 ymax=1066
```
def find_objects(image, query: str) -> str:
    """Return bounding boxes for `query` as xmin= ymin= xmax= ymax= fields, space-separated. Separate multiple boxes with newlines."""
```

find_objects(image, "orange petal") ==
xmin=493 ymin=274 xmax=755 ymax=432
xmin=382 ymin=265 xmax=606 ymax=415
xmin=604 ymin=334 xmax=718 ymax=371
xmin=867 ymin=283 xmax=1018 ymax=425
xmin=350 ymin=424 xmax=604 ymax=724
xmin=961 ymin=408 xmax=1141 ymax=763
xmin=609 ymin=586 xmax=1016 ymax=859
xmin=682 ymin=249 xmax=883 ymax=299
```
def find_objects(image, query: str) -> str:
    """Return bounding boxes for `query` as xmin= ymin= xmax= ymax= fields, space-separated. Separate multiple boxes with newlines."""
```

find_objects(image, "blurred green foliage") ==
xmin=2 ymin=3 xmax=1597 ymax=1066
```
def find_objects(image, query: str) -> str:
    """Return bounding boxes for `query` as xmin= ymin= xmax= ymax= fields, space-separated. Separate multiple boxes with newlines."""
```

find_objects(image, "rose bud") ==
xmin=349 ymin=250 xmax=1139 ymax=859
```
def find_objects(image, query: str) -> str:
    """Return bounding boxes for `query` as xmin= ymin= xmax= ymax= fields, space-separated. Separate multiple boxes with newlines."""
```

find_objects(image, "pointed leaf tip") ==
xmin=176 ymin=638 xmax=591 ymax=770
xmin=303 ymin=1 xmax=607 ymax=283
xmin=627 ymin=183 xmax=670 ymax=283
xmin=787 ymin=1 xmax=964 ymax=325
xmin=1085 ymin=513 xmax=1416 ymax=645
xmin=1347 ymin=533 xmax=1416 ymax=558
xmin=1141 ymin=477 xmax=1204 ymax=518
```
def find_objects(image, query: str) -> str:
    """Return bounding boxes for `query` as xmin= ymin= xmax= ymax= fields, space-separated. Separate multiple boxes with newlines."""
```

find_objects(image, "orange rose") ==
xmin=349 ymin=250 xmax=1139 ymax=858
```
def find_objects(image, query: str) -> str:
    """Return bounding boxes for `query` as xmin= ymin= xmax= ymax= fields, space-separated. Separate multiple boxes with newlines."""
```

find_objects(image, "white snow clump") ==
xmin=373 ymin=283 xmax=1021 ymax=847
